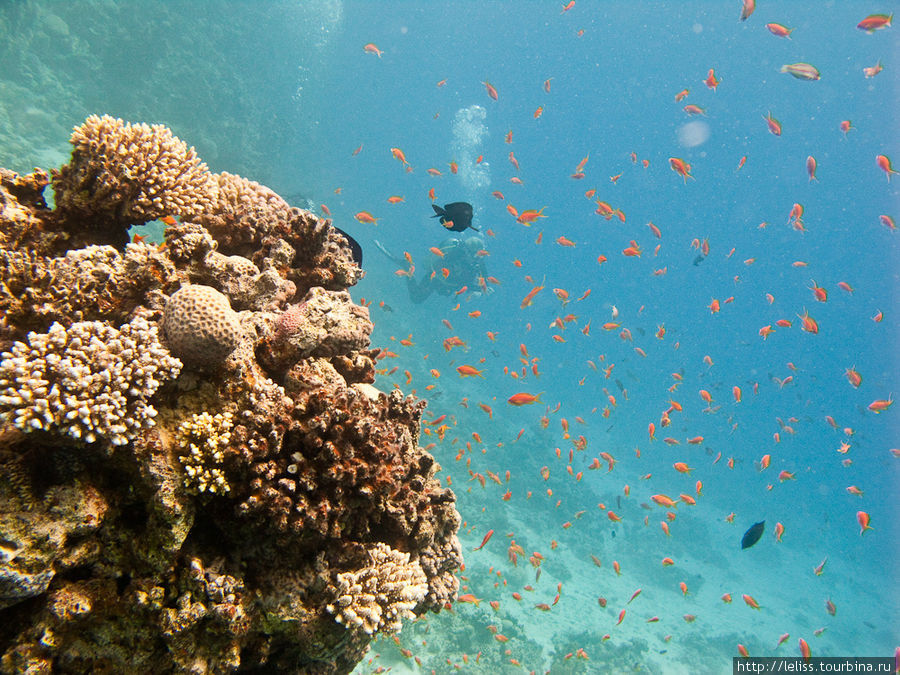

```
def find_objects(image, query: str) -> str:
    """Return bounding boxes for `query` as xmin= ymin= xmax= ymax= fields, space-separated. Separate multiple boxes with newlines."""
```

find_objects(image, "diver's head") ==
xmin=463 ymin=235 xmax=484 ymax=254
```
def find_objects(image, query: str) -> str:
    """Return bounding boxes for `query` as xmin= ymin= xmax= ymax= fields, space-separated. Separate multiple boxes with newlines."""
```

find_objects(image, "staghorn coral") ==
xmin=161 ymin=284 xmax=243 ymax=370
xmin=51 ymin=114 xmax=217 ymax=240
xmin=0 ymin=317 xmax=182 ymax=446
xmin=325 ymin=543 xmax=428 ymax=635
xmin=0 ymin=117 xmax=460 ymax=675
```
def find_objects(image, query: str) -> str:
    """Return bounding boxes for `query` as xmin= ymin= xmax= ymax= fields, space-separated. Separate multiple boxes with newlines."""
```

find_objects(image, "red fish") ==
xmin=473 ymin=529 xmax=495 ymax=551
xmin=483 ymin=80 xmax=499 ymax=100
xmin=764 ymin=111 xmax=782 ymax=135
xmin=857 ymin=13 xmax=892 ymax=32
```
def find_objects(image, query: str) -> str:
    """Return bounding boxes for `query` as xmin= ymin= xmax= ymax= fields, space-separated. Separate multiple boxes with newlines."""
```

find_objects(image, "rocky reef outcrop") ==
xmin=0 ymin=115 xmax=462 ymax=674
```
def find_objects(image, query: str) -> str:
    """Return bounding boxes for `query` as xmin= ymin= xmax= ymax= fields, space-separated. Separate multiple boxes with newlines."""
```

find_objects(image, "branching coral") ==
xmin=326 ymin=543 xmax=428 ymax=635
xmin=175 ymin=411 xmax=234 ymax=494
xmin=0 ymin=243 xmax=177 ymax=338
xmin=0 ymin=317 xmax=181 ymax=446
xmin=52 ymin=114 xmax=217 ymax=232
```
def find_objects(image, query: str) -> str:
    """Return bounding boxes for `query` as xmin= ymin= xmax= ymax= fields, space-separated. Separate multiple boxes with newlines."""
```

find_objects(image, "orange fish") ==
xmin=739 ymin=0 xmax=755 ymax=21
xmin=473 ymin=529 xmax=494 ymax=551
xmin=483 ymin=81 xmax=499 ymax=100
xmin=742 ymin=594 xmax=761 ymax=610
xmin=856 ymin=511 xmax=873 ymax=535
xmin=355 ymin=211 xmax=378 ymax=225
xmin=857 ymin=13 xmax=892 ymax=32
xmin=764 ymin=111 xmax=782 ymax=136
xmin=508 ymin=392 xmax=543 ymax=406
xmin=766 ymin=23 xmax=794 ymax=38
xmin=363 ymin=43 xmax=383 ymax=57
xmin=390 ymin=147 xmax=408 ymax=164
xmin=457 ymin=365 xmax=485 ymax=378
xmin=798 ymin=310 xmax=818 ymax=334
xmin=876 ymin=154 xmax=899 ymax=181
xmin=669 ymin=157 xmax=693 ymax=182
xmin=703 ymin=69 xmax=720 ymax=90
xmin=867 ymin=396 xmax=893 ymax=413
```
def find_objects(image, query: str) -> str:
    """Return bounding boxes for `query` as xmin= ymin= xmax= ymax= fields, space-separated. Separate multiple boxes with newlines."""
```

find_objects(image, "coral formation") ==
xmin=325 ymin=543 xmax=428 ymax=635
xmin=0 ymin=117 xmax=460 ymax=674
xmin=52 ymin=114 xmax=216 ymax=232
xmin=161 ymin=284 xmax=243 ymax=370
xmin=0 ymin=317 xmax=182 ymax=446
xmin=175 ymin=411 xmax=234 ymax=494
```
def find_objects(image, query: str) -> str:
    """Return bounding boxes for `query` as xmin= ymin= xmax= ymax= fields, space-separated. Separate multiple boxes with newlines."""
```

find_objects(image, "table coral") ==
xmin=0 ymin=116 xmax=460 ymax=675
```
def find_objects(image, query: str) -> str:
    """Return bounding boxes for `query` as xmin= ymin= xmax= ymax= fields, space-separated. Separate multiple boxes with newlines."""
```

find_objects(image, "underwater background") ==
xmin=1 ymin=1 xmax=897 ymax=673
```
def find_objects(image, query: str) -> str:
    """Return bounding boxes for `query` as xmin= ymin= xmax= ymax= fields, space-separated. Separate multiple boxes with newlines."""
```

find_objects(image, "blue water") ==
xmin=1 ymin=2 xmax=897 ymax=673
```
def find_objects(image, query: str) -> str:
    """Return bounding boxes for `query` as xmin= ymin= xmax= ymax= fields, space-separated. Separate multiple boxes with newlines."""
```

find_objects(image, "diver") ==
xmin=375 ymin=234 xmax=491 ymax=304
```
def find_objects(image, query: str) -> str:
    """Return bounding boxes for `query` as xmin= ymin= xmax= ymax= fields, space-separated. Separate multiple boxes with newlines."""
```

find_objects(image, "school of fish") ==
xmin=347 ymin=4 xmax=896 ymax=672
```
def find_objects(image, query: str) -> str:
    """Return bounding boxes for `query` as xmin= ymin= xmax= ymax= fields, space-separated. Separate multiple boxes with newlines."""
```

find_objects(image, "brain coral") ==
xmin=0 ymin=317 xmax=181 ymax=446
xmin=51 ymin=114 xmax=216 ymax=233
xmin=161 ymin=284 xmax=243 ymax=369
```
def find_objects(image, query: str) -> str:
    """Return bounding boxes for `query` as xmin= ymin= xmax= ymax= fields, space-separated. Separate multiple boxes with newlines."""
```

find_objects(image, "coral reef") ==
xmin=0 ymin=317 xmax=182 ymax=446
xmin=0 ymin=117 xmax=461 ymax=674
xmin=325 ymin=543 xmax=428 ymax=635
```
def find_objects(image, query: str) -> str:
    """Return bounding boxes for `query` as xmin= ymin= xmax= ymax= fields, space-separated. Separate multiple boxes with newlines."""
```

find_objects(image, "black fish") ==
xmin=332 ymin=226 xmax=363 ymax=267
xmin=431 ymin=202 xmax=478 ymax=232
xmin=741 ymin=521 xmax=765 ymax=549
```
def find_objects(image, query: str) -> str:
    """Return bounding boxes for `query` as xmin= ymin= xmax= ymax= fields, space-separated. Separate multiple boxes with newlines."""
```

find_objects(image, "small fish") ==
xmin=508 ymin=392 xmax=543 ymax=406
xmin=741 ymin=521 xmax=765 ymax=549
xmin=766 ymin=23 xmax=794 ymax=38
xmin=363 ymin=43 xmax=383 ymax=57
xmin=473 ymin=529 xmax=494 ymax=551
xmin=780 ymin=63 xmax=820 ymax=80
xmin=857 ymin=13 xmax=892 ymax=33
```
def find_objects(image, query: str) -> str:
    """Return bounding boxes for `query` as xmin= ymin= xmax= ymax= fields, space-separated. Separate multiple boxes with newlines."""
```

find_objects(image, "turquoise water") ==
xmin=1 ymin=1 xmax=897 ymax=673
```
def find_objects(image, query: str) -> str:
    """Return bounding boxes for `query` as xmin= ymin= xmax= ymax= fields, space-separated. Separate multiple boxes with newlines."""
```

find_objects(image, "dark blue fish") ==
xmin=333 ymin=226 xmax=363 ymax=267
xmin=431 ymin=202 xmax=478 ymax=232
xmin=741 ymin=521 xmax=765 ymax=549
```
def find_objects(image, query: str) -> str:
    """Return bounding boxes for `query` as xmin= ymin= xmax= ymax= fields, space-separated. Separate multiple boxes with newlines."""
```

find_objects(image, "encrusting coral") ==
xmin=0 ymin=116 xmax=461 ymax=674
